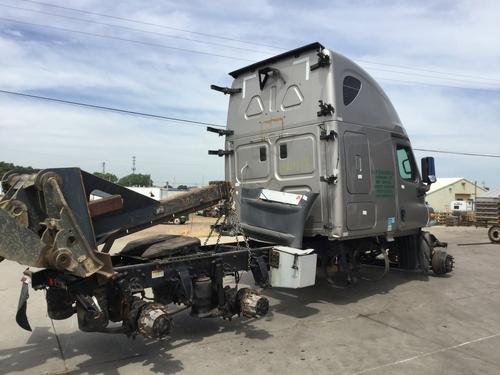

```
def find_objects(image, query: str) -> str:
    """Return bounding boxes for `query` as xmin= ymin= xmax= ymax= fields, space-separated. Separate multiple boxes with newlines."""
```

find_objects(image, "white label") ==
xmin=357 ymin=174 xmax=363 ymax=180
xmin=242 ymin=74 xmax=257 ymax=99
xmin=292 ymin=57 xmax=310 ymax=80
xmin=362 ymin=210 xmax=367 ymax=216
xmin=151 ymin=269 xmax=164 ymax=279
xmin=259 ymin=189 xmax=303 ymax=205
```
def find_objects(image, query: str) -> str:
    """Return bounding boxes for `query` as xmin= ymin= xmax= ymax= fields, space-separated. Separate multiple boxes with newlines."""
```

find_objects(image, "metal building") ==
xmin=426 ymin=178 xmax=487 ymax=213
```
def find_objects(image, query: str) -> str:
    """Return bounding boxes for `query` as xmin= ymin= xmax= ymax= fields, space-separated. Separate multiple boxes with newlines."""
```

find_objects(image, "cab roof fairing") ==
xmin=227 ymin=42 xmax=407 ymax=137
xmin=328 ymin=50 xmax=406 ymax=136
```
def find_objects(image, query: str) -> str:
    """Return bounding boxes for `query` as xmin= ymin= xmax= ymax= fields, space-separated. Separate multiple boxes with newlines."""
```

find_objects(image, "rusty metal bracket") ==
xmin=0 ymin=169 xmax=232 ymax=279
xmin=39 ymin=175 xmax=106 ymax=277
xmin=0 ymin=171 xmax=109 ymax=278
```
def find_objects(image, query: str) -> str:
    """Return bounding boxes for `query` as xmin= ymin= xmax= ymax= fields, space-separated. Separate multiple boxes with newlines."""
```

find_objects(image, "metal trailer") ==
xmin=475 ymin=196 xmax=500 ymax=243
xmin=211 ymin=42 xmax=454 ymax=278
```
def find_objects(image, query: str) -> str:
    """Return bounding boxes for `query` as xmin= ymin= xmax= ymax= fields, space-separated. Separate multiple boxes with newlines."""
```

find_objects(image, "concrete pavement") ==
xmin=1 ymin=226 xmax=500 ymax=374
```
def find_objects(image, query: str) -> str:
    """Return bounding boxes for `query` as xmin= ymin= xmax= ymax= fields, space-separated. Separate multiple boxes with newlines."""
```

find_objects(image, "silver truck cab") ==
xmin=213 ymin=42 xmax=452 ymax=275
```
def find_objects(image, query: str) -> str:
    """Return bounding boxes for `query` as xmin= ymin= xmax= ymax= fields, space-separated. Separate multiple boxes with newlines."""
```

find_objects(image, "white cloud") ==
xmin=0 ymin=0 xmax=499 ymax=186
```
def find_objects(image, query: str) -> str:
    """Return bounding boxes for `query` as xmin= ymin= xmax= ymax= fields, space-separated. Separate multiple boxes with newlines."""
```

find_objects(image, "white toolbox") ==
xmin=270 ymin=246 xmax=317 ymax=288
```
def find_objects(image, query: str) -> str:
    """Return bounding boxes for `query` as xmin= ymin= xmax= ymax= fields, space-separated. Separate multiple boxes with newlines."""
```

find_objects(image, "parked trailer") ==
xmin=0 ymin=43 xmax=453 ymax=340
xmin=475 ymin=196 xmax=500 ymax=243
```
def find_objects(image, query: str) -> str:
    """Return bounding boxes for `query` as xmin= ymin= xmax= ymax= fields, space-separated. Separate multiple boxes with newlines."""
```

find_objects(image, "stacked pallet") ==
xmin=457 ymin=212 xmax=475 ymax=226
xmin=434 ymin=212 xmax=450 ymax=225
xmin=446 ymin=215 xmax=459 ymax=226
xmin=475 ymin=197 xmax=500 ymax=227
xmin=434 ymin=212 xmax=475 ymax=227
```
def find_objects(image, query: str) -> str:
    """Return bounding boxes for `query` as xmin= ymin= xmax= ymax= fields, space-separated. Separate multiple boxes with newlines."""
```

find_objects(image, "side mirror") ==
xmin=421 ymin=157 xmax=436 ymax=184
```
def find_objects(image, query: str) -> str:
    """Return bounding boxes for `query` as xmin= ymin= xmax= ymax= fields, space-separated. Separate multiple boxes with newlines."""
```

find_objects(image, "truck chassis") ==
xmin=1 ymin=168 xmax=271 ymax=338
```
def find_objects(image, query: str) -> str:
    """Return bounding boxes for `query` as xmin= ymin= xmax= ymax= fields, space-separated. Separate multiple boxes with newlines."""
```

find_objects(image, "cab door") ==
xmin=393 ymin=140 xmax=428 ymax=232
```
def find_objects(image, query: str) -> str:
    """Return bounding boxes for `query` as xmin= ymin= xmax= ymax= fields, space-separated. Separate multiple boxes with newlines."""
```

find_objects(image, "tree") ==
xmin=118 ymin=173 xmax=153 ymax=187
xmin=93 ymin=172 xmax=118 ymax=183
xmin=0 ymin=161 xmax=37 ymax=177
xmin=177 ymin=185 xmax=189 ymax=190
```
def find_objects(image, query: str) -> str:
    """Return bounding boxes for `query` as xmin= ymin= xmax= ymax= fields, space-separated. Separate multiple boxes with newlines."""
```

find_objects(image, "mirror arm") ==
xmin=417 ymin=182 xmax=431 ymax=197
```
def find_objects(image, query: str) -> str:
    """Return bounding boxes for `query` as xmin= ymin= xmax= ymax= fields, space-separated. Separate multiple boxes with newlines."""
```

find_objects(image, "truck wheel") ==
xmin=173 ymin=218 xmax=181 ymax=225
xmin=431 ymin=250 xmax=454 ymax=275
xmin=488 ymin=225 xmax=500 ymax=243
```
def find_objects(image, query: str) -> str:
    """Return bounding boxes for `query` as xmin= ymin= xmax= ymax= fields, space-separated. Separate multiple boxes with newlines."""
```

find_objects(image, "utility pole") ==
xmin=101 ymin=162 xmax=106 ymax=174
xmin=474 ymin=180 xmax=478 ymax=228
xmin=474 ymin=180 xmax=477 ymax=209
xmin=132 ymin=156 xmax=136 ymax=174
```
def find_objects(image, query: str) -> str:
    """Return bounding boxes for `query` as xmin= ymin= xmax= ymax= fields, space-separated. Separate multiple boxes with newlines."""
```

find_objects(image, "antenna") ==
xmin=132 ymin=156 xmax=136 ymax=174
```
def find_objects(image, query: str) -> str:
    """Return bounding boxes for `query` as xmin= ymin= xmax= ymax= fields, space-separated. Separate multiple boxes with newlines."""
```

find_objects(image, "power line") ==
xmin=357 ymin=59 xmax=500 ymax=84
xmin=377 ymin=77 xmax=500 ymax=92
xmin=1 ymin=88 xmax=499 ymax=160
xmin=15 ymin=0 xmax=500 ymax=85
xmin=16 ymin=0 xmax=283 ymax=51
xmin=413 ymin=148 xmax=500 ymax=158
xmin=1 ymin=3 xmax=497 ymax=87
xmin=364 ymin=66 xmax=500 ymax=89
xmin=3 ymin=18 xmax=499 ymax=90
xmin=0 ymin=18 xmax=254 ymax=62
xmin=0 ymin=3 xmax=271 ymax=55
xmin=4 ymin=17 xmax=499 ymax=91
xmin=0 ymin=89 xmax=226 ymax=128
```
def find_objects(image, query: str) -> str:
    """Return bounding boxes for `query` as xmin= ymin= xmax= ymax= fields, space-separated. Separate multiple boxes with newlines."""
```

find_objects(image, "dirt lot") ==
xmin=1 ymin=225 xmax=500 ymax=374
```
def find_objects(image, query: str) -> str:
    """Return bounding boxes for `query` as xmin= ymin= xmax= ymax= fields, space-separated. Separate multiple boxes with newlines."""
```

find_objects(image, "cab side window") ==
xmin=343 ymin=76 xmax=361 ymax=106
xmin=396 ymin=145 xmax=417 ymax=182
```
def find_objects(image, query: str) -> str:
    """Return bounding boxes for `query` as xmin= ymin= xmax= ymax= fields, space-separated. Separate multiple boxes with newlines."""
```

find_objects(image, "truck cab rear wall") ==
xmin=224 ymin=42 xmax=428 ymax=240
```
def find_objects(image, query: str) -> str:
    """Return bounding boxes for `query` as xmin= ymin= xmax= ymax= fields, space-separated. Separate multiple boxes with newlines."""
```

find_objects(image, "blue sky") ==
xmin=0 ymin=0 xmax=499 ymax=187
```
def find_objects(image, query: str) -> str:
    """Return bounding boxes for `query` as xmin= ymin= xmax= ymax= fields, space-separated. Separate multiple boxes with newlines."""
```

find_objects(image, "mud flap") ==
xmin=239 ymin=188 xmax=318 ymax=248
xmin=15 ymin=275 xmax=32 ymax=331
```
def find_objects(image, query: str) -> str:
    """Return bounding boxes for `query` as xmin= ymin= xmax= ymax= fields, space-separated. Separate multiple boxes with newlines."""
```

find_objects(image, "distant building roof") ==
xmin=482 ymin=186 xmax=500 ymax=198
xmin=427 ymin=178 xmax=487 ymax=195
xmin=428 ymin=178 xmax=462 ymax=194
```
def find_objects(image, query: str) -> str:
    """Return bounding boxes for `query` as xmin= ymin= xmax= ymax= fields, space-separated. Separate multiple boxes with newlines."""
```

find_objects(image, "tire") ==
xmin=173 ymin=218 xmax=181 ymax=225
xmin=488 ymin=225 xmax=500 ymax=244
